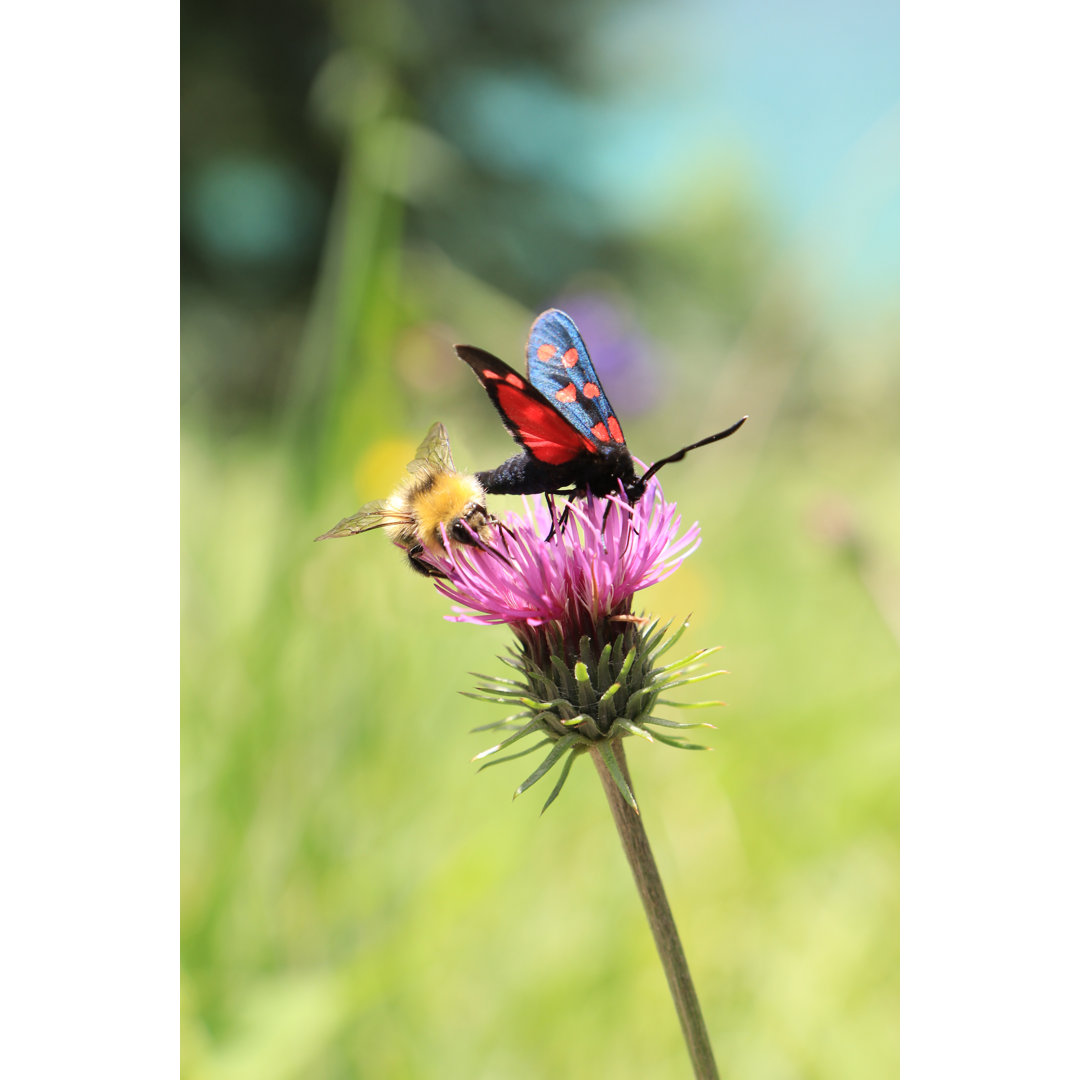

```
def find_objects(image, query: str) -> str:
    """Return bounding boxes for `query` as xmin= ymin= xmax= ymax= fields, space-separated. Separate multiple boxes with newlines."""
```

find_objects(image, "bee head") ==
xmin=450 ymin=499 xmax=491 ymax=547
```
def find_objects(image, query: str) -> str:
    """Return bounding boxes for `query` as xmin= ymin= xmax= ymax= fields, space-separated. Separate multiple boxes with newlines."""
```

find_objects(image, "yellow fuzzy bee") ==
xmin=316 ymin=422 xmax=496 ymax=577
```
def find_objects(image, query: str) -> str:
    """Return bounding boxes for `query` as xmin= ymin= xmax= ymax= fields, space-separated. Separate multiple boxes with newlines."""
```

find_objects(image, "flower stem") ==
xmin=590 ymin=739 xmax=720 ymax=1080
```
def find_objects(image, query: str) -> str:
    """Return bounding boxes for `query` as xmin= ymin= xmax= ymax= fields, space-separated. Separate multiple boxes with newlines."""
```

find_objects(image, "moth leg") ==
xmin=596 ymin=495 xmax=618 ymax=554
xmin=544 ymin=492 xmax=560 ymax=542
xmin=601 ymin=496 xmax=615 ymax=533
xmin=557 ymin=500 xmax=573 ymax=533
xmin=620 ymin=506 xmax=637 ymax=556
xmin=599 ymin=494 xmax=640 ymax=554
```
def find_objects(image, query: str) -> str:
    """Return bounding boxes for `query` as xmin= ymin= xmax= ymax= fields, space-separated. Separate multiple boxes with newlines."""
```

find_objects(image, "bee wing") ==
xmin=406 ymin=421 xmax=455 ymax=476
xmin=315 ymin=499 xmax=396 ymax=541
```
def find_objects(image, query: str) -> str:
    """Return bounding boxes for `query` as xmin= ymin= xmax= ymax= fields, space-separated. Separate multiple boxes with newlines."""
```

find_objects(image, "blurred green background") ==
xmin=181 ymin=0 xmax=898 ymax=1076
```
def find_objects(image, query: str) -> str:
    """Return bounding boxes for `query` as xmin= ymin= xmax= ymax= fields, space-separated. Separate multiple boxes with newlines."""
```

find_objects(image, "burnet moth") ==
xmin=456 ymin=308 xmax=747 ymax=505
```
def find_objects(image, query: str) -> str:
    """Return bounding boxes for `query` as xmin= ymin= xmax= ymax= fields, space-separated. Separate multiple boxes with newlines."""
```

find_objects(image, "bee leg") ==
xmin=406 ymin=544 xmax=447 ymax=578
xmin=489 ymin=519 xmax=519 ymax=563
xmin=474 ymin=537 xmax=514 ymax=569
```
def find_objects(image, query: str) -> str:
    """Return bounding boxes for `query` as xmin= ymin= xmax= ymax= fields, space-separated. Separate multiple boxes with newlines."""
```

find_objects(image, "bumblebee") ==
xmin=316 ymin=422 xmax=495 ymax=577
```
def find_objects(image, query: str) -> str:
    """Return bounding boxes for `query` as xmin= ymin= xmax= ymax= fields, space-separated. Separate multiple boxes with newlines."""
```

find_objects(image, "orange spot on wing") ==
xmin=591 ymin=421 xmax=611 ymax=442
xmin=561 ymin=347 xmax=579 ymax=368
xmin=607 ymin=417 xmax=624 ymax=442
xmin=506 ymin=372 xmax=525 ymax=389
xmin=583 ymin=382 xmax=600 ymax=399
xmin=555 ymin=384 xmax=577 ymax=403
xmin=536 ymin=343 xmax=557 ymax=362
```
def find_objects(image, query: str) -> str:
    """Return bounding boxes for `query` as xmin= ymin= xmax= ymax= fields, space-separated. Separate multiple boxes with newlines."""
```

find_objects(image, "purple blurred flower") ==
xmin=549 ymin=291 xmax=660 ymax=415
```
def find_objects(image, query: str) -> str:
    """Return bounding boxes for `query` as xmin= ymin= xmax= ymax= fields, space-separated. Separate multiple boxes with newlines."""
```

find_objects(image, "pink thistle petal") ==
xmin=431 ymin=478 xmax=700 ymax=631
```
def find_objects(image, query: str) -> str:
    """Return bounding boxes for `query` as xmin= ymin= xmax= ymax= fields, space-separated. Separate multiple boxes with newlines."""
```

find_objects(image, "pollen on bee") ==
xmin=410 ymin=472 xmax=487 ymax=551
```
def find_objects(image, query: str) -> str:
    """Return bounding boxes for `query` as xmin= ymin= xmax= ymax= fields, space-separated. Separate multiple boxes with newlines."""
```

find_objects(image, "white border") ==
xmin=1 ymin=1 xmax=178 ymax=1074
xmin=904 ymin=2 xmax=1079 ymax=1075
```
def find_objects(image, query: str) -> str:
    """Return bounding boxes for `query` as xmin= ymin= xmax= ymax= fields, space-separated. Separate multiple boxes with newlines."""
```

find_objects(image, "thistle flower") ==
xmin=418 ymin=474 xmax=727 ymax=1076
xmin=430 ymin=478 xmax=726 ymax=813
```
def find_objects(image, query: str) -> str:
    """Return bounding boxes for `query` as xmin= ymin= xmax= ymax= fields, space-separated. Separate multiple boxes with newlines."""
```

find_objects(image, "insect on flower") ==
xmin=316 ymin=421 xmax=500 ymax=578
xmin=456 ymin=308 xmax=747 ymax=504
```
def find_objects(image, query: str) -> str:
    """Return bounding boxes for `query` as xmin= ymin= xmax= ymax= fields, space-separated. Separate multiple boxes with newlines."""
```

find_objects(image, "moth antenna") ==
xmin=635 ymin=415 xmax=748 ymax=490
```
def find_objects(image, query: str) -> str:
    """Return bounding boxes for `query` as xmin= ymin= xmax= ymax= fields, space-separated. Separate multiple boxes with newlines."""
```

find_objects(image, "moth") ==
xmin=457 ymin=308 xmax=746 ymax=503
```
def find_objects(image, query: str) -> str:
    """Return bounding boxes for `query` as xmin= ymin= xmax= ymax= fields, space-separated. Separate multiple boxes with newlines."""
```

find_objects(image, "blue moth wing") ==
xmin=525 ymin=309 xmax=626 ymax=448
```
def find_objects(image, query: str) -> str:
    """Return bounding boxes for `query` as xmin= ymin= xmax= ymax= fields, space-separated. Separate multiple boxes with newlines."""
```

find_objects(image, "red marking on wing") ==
xmin=555 ymin=384 xmax=577 ymax=403
xmin=561 ymin=347 xmax=579 ymax=368
xmin=607 ymin=417 xmax=624 ymax=443
xmin=495 ymin=384 xmax=596 ymax=464
xmin=582 ymin=382 xmax=600 ymax=399
xmin=536 ymin=343 xmax=558 ymax=363
xmin=506 ymin=372 xmax=525 ymax=389
xmin=591 ymin=421 xmax=611 ymax=442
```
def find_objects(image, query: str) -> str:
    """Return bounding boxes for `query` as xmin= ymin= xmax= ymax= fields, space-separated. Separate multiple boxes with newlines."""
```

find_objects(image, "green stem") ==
xmin=590 ymin=739 xmax=720 ymax=1080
